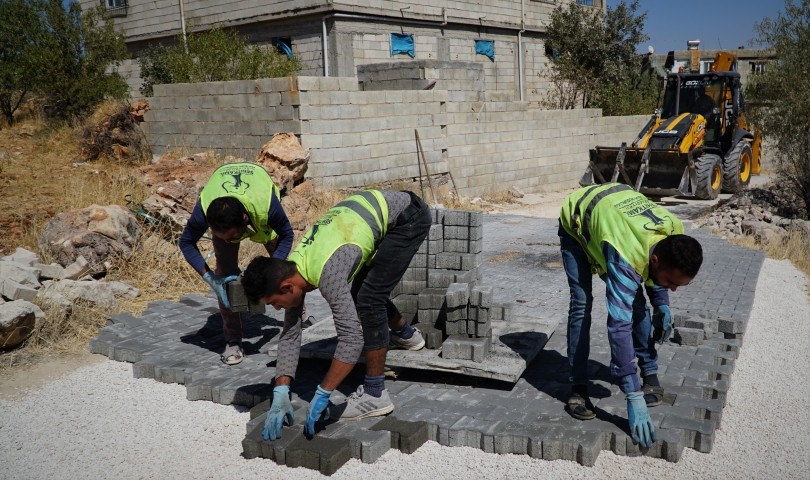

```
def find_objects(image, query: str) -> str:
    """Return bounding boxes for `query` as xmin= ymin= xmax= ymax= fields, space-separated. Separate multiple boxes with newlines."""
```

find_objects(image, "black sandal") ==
xmin=566 ymin=385 xmax=596 ymax=420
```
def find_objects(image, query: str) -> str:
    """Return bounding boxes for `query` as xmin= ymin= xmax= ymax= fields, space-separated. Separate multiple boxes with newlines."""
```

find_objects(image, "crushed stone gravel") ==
xmin=1 ymin=258 xmax=808 ymax=479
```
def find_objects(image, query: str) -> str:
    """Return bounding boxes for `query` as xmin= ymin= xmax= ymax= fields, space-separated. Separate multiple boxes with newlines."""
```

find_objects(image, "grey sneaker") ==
xmin=389 ymin=328 xmax=425 ymax=350
xmin=331 ymin=385 xmax=394 ymax=421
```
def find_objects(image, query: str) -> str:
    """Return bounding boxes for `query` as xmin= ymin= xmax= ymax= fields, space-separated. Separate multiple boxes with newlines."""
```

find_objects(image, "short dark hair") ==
xmin=654 ymin=234 xmax=703 ymax=278
xmin=206 ymin=197 xmax=247 ymax=233
xmin=241 ymin=256 xmax=299 ymax=301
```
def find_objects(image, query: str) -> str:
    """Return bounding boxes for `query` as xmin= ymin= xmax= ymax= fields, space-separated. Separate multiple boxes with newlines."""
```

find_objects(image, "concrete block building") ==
xmin=82 ymin=0 xmax=606 ymax=101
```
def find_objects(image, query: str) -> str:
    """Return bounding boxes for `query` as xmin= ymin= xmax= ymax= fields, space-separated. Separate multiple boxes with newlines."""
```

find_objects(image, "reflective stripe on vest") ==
xmin=560 ymin=184 xmax=684 ymax=280
xmin=335 ymin=190 xmax=387 ymax=247
xmin=289 ymin=190 xmax=389 ymax=287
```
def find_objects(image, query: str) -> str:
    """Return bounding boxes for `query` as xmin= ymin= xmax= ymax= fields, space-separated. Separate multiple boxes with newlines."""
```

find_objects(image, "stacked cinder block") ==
xmin=387 ymin=208 xmax=511 ymax=362
xmin=442 ymin=285 xmax=493 ymax=363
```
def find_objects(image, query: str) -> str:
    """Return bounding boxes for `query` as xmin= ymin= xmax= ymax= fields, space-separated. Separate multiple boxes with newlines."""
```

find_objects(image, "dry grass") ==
xmin=488 ymin=249 xmax=523 ymax=264
xmin=727 ymin=229 xmax=810 ymax=282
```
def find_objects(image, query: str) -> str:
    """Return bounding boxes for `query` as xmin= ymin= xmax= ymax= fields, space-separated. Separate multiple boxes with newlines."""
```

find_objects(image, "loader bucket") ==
xmin=579 ymin=144 xmax=698 ymax=197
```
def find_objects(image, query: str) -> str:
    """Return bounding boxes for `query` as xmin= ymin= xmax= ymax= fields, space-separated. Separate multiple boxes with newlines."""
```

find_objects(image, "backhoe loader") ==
xmin=580 ymin=51 xmax=762 ymax=199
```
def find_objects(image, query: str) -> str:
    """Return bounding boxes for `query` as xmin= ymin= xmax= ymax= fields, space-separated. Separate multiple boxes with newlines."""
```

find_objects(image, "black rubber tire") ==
xmin=695 ymin=154 xmax=723 ymax=200
xmin=722 ymin=141 xmax=753 ymax=193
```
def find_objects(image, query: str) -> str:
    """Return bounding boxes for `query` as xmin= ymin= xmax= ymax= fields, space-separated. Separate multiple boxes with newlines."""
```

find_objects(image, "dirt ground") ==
xmin=0 ymin=352 xmax=105 ymax=401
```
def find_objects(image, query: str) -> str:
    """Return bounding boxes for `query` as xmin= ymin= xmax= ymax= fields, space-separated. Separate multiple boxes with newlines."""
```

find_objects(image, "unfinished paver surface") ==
xmin=89 ymin=215 xmax=764 ymax=474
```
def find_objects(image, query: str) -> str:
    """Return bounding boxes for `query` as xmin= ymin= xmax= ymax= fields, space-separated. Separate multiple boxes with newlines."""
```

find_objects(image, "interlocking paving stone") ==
xmin=90 ymin=215 xmax=765 ymax=473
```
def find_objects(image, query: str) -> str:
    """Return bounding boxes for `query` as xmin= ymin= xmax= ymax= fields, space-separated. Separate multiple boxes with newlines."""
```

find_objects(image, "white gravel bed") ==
xmin=1 ymin=258 xmax=808 ymax=479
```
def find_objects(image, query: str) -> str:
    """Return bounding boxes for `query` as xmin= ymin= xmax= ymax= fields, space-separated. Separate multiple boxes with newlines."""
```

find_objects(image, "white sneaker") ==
xmin=389 ymin=328 xmax=425 ymax=350
xmin=330 ymin=385 xmax=394 ymax=421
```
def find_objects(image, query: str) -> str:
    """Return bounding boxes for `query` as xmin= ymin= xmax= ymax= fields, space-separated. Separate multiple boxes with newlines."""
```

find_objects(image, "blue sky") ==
xmin=608 ymin=0 xmax=786 ymax=53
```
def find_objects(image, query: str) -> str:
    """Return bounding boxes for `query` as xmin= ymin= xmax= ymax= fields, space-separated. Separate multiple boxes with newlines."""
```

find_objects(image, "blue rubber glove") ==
xmin=304 ymin=385 xmax=332 ymax=437
xmin=626 ymin=391 xmax=657 ymax=447
xmin=202 ymin=271 xmax=238 ymax=309
xmin=651 ymin=305 xmax=672 ymax=345
xmin=262 ymin=385 xmax=294 ymax=441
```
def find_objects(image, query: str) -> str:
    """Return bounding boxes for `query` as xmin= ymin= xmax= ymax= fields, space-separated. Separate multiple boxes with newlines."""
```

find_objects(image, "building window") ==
xmin=577 ymin=0 xmax=594 ymax=6
xmin=750 ymin=62 xmax=767 ymax=74
xmin=391 ymin=33 xmax=414 ymax=58
xmin=700 ymin=60 xmax=714 ymax=73
xmin=102 ymin=0 xmax=128 ymax=17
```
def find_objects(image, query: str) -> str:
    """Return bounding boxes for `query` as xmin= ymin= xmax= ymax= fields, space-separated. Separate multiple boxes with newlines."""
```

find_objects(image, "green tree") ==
xmin=0 ymin=0 xmax=129 ymax=123
xmin=38 ymin=1 xmax=129 ymax=118
xmin=747 ymin=0 xmax=810 ymax=215
xmin=0 ymin=0 xmax=46 ymax=124
xmin=542 ymin=0 xmax=653 ymax=115
xmin=138 ymin=25 xmax=302 ymax=97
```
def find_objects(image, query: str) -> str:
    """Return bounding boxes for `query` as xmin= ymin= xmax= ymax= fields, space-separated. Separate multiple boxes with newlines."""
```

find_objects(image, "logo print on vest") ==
xmin=222 ymin=174 xmax=249 ymax=195
xmin=639 ymin=208 xmax=674 ymax=233
xmin=301 ymin=224 xmax=319 ymax=246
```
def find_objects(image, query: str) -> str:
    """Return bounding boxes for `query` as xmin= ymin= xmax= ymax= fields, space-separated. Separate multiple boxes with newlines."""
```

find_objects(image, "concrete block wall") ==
xmin=142 ymin=74 xmax=647 ymax=194
xmin=298 ymin=86 xmax=448 ymax=188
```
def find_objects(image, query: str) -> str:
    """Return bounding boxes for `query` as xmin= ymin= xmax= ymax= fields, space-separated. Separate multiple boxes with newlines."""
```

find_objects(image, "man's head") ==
xmin=649 ymin=234 xmax=703 ymax=291
xmin=206 ymin=197 xmax=249 ymax=241
xmin=241 ymin=257 xmax=304 ymax=310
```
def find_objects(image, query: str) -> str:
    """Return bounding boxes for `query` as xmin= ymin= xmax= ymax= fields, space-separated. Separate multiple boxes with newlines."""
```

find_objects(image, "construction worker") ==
xmin=558 ymin=184 xmax=703 ymax=448
xmin=179 ymin=162 xmax=294 ymax=365
xmin=241 ymin=190 xmax=430 ymax=440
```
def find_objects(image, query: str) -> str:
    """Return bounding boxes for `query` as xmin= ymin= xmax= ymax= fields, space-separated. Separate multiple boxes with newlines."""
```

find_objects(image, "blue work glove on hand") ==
xmin=262 ymin=385 xmax=294 ymax=441
xmin=202 ymin=271 xmax=238 ymax=309
xmin=651 ymin=305 xmax=672 ymax=345
xmin=626 ymin=391 xmax=657 ymax=448
xmin=304 ymin=385 xmax=332 ymax=437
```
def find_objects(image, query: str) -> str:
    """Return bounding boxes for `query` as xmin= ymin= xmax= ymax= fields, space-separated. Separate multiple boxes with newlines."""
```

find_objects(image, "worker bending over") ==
xmin=241 ymin=189 xmax=430 ymax=440
xmin=179 ymin=162 xmax=294 ymax=365
xmin=558 ymin=184 xmax=703 ymax=448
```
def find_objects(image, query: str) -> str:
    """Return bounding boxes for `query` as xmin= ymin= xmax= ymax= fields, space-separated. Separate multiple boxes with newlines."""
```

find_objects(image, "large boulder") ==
xmin=39 ymin=280 xmax=118 ymax=309
xmin=255 ymin=133 xmax=310 ymax=193
xmin=0 ymin=300 xmax=44 ymax=350
xmin=39 ymin=205 xmax=142 ymax=274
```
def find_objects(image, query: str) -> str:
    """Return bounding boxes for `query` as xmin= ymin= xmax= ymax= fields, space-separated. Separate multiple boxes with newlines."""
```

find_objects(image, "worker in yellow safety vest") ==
xmin=179 ymin=162 xmax=294 ymax=365
xmin=558 ymin=183 xmax=703 ymax=448
xmin=241 ymin=189 xmax=431 ymax=440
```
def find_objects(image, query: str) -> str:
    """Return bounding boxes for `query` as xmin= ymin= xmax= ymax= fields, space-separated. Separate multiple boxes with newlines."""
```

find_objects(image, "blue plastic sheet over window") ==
xmin=475 ymin=39 xmax=495 ymax=61
xmin=272 ymin=38 xmax=293 ymax=58
xmin=391 ymin=33 xmax=415 ymax=58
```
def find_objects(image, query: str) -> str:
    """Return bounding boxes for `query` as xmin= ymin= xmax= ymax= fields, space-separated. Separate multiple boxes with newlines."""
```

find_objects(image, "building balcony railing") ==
xmin=101 ymin=0 xmax=128 ymax=17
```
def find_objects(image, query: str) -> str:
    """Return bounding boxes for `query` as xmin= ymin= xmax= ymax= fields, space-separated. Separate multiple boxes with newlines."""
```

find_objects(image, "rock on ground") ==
xmin=39 ymin=205 xmax=142 ymax=274
xmin=0 ymin=300 xmax=44 ymax=349
xmin=39 ymin=280 xmax=118 ymax=309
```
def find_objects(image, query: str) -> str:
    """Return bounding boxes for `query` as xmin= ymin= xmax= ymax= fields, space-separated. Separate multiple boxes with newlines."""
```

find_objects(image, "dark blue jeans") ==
xmin=559 ymin=227 xmax=658 ymax=386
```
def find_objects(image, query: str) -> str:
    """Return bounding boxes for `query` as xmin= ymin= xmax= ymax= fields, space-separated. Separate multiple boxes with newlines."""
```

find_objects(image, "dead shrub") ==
xmin=78 ymin=101 xmax=151 ymax=163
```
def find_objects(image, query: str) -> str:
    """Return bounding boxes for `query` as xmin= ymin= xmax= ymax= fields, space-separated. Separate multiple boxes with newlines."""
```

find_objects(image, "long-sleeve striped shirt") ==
xmin=603 ymin=242 xmax=669 ymax=393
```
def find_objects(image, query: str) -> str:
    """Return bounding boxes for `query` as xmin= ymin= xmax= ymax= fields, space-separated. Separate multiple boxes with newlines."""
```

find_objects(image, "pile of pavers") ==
xmin=87 ymin=214 xmax=765 ymax=475
xmin=0 ymin=247 xmax=67 ymax=302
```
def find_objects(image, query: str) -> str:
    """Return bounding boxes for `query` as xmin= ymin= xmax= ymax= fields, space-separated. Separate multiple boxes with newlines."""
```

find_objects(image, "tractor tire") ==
xmin=722 ymin=141 xmax=753 ymax=193
xmin=695 ymin=154 xmax=723 ymax=200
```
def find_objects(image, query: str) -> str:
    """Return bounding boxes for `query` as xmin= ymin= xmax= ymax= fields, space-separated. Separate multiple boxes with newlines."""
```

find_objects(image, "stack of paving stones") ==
xmin=391 ymin=208 xmax=512 ymax=358
xmin=89 ymin=214 xmax=765 ymax=474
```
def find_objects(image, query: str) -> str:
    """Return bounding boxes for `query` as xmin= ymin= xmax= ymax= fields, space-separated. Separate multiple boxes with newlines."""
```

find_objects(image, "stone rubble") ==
xmin=0 ymin=248 xmax=140 ymax=350
xmin=704 ymin=184 xmax=810 ymax=243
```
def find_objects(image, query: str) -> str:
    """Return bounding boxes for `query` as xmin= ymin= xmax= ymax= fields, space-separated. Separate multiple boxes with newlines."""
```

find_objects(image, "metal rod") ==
xmin=322 ymin=17 xmax=329 ymax=76
xmin=448 ymin=170 xmax=460 ymax=197
xmin=178 ymin=0 xmax=188 ymax=54
xmin=415 ymin=129 xmax=439 ymax=205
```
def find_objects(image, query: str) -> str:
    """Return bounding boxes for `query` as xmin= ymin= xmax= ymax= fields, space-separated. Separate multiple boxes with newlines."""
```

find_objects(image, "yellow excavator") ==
xmin=580 ymin=51 xmax=762 ymax=199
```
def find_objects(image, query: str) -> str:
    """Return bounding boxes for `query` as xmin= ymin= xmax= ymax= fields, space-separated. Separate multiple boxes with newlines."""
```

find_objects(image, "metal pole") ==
xmin=415 ymin=129 xmax=439 ymax=206
xmin=322 ymin=17 xmax=329 ymax=77
xmin=178 ymin=0 xmax=188 ymax=54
